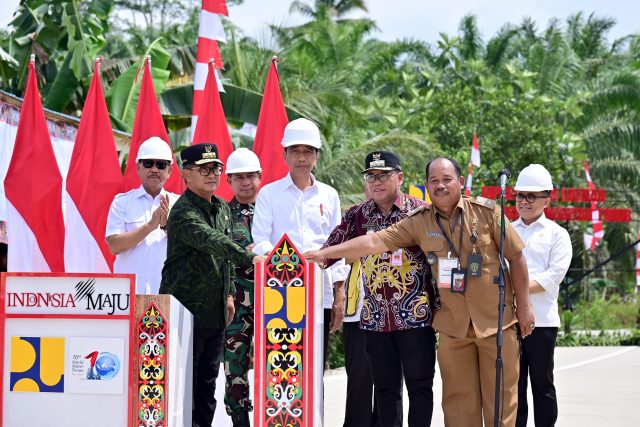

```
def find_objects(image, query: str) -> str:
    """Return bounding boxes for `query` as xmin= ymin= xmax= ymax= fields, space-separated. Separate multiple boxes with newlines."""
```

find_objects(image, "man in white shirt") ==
xmin=106 ymin=137 xmax=178 ymax=294
xmin=512 ymin=164 xmax=572 ymax=427
xmin=251 ymin=117 xmax=348 ymax=369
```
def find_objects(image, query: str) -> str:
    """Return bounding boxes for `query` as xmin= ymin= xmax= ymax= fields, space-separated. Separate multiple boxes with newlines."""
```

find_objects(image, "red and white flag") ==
xmin=65 ymin=59 xmax=123 ymax=273
xmin=123 ymin=58 xmax=181 ymax=193
xmin=465 ymin=132 xmax=480 ymax=196
xmin=253 ymin=57 xmax=289 ymax=187
xmin=192 ymin=0 xmax=228 ymax=136
xmin=192 ymin=61 xmax=234 ymax=201
xmin=4 ymin=57 xmax=65 ymax=272
xmin=635 ymin=231 xmax=640 ymax=290
xmin=583 ymin=160 xmax=604 ymax=251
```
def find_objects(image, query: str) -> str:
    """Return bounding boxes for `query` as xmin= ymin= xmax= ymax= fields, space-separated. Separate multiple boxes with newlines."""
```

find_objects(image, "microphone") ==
xmin=498 ymin=168 xmax=511 ymax=192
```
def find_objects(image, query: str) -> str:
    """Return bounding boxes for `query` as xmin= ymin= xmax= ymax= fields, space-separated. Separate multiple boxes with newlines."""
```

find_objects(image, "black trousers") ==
xmin=364 ymin=327 xmax=436 ymax=427
xmin=517 ymin=327 xmax=558 ymax=427
xmin=343 ymin=321 xmax=378 ymax=427
xmin=192 ymin=327 xmax=226 ymax=427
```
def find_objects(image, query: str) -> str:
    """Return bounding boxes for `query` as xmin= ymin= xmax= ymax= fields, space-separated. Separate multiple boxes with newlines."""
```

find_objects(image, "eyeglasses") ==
xmin=140 ymin=160 xmax=169 ymax=170
xmin=364 ymin=172 xmax=396 ymax=183
xmin=188 ymin=165 xmax=223 ymax=176
xmin=514 ymin=193 xmax=549 ymax=203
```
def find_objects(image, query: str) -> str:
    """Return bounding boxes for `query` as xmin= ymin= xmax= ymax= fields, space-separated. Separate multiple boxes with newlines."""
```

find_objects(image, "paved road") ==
xmin=324 ymin=346 xmax=640 ymax=426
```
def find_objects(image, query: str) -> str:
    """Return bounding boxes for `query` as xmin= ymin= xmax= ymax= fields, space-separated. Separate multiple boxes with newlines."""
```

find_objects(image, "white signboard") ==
xmin=4 ymin=275 xmax=131 ymax=316
xmin=1 ymin=273 xmax=135 ymax=427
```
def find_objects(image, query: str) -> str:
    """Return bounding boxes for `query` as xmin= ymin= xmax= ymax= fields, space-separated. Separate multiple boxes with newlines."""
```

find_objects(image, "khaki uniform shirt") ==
xmin=378 ymin=196 xmax=525 ymax=339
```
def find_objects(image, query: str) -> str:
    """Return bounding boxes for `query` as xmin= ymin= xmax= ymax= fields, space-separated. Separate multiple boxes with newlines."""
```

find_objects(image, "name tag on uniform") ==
xmin=391 ymin=249 xmax=403 ymax=266
xmin=438 ymin=257 xmax=459 ymax=288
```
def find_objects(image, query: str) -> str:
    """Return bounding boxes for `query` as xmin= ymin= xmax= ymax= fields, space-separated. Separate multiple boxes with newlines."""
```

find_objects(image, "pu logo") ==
xmin=10 ymin=336 xmax=65 ymax=393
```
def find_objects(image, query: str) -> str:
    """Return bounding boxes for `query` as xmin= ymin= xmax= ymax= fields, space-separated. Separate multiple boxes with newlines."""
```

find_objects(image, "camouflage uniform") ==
xmin=224 ymin=197 xmax=255 ymax=416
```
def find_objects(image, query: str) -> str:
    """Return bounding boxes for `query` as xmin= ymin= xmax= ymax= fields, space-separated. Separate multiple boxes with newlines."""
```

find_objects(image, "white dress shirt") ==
xmin=252 ymin=173 xmax=348 ymax=308
xmin=512 ymin=213 xmax=572 ymax=327
xmin=106 ymin=185 xmax=178 ymax=295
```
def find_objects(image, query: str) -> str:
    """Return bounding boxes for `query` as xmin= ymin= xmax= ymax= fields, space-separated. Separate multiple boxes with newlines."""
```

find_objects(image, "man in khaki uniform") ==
xmin=304 ymin=157 xmax=535 ymax=427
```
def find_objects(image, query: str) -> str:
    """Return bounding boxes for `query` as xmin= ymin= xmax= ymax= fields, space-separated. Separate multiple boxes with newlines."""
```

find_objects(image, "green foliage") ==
xmin=557 ymin=329 xmax=640 ymax=346
xmin=567 ymin=296 xmax=640 ymax=331
xmin=327 ymin=330 xmax=344 ymax=369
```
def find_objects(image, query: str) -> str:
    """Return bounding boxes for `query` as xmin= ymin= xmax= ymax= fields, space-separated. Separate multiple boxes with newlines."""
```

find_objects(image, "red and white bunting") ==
xmin=192 ymin=0 xmax=228 ymax=137
xmin=583 ymin=160 xmax=604 ymax=251
xmin=465 ymin=132 xmax=480 ymax=196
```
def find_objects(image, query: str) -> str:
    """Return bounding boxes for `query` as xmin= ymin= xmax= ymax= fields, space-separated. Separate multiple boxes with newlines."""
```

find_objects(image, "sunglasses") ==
xmin=140 ymin=160 xmax=169 ymax=170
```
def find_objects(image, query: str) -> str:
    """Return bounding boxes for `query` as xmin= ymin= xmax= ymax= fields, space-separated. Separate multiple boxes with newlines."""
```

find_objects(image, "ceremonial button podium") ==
xmin=253 ymin=235 xmax=324 ymax=427
xmin=1 ymin=273 xmax=194 ymax=427
xmin=1 ymin=235 xmax=323 ymax=427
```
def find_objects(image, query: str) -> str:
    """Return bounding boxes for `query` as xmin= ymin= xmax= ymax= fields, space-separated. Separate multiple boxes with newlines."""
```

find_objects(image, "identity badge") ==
xmin=438 ymin=257 xmax=459 ymax=289
xmin=391 ymin=249 xmax=403 ymax=266
xmin=468 ymin=253 xmax=482 ymax=277
xmin=451 ymin=268 xmax=467 ymax=293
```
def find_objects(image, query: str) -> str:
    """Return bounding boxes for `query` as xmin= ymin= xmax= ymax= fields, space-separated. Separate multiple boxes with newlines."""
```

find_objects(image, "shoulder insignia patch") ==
xmin=407 ymin=206 xmax=427 ymax=217
xmin=473 ymin=196 xmax=496 ymax=209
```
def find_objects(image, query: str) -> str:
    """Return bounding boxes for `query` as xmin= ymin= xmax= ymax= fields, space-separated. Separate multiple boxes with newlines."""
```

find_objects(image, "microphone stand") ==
xmin=493 ymin=177 xmax=508 ymax=427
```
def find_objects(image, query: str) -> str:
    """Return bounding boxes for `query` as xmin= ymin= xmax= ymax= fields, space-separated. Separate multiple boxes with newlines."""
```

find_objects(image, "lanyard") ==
xmin=435 ymin=211 xmax=464 ymax=259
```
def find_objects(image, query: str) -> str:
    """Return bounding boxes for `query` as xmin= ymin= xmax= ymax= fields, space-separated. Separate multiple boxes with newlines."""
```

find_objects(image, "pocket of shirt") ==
xmin=124 ymin=211 xmax=147 ymax=232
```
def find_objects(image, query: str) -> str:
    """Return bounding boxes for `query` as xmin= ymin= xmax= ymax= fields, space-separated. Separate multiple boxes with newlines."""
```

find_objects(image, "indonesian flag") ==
xmin=465 ymin=132 xmax=480 ymax=196
xmin=192 ymin=61 xmax=234 ymax=201
xmin=65 ymin=59 xmax=123 ymax=272
xmin=123 ymin=58 xmax=181 ymax=193
xmin=3 ymin=58 xmax=65 ymax=272
xmin=583 ymin=160 xmax=604 ymax=251
xmin=192 ymin=0 xmax=228 ymax=136
xmin=253 ymin=57 xmax=289 ymax=187
xmin=635 ymin=231 xmax=640 ymax=289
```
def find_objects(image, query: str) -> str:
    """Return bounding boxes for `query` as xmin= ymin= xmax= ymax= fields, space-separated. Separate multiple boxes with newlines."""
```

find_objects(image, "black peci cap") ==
xmin=363 ymin=150 xmax=402 ymax=173
xmin=181 ymin=143 xmax=223 ymax=167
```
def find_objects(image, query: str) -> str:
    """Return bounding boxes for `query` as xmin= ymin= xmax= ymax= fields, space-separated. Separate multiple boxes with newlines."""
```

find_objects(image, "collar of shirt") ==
xmin=513 ymin=212 xmax=549 ymax=230
xmin=432 ymin=195 xmax=466 ymax=220
xmin=185 ymin=188 xmax=223 ymax=212
xmin=282 ymin=172 xmax=318 ymax=193
xmin=229 ymin=197 xmax=254 ymax=213
xmin=362 ymin=192 xmax=406 ymax=218
xmin=133 ymin=185 xmax=169 ymax=201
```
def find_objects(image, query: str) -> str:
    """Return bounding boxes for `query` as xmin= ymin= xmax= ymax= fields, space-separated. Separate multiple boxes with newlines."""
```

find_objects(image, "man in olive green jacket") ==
xmin=160 ymin=143 xmax=264 ymax=427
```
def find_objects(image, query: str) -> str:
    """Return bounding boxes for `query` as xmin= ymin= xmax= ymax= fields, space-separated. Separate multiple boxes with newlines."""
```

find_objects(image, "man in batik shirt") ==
xmin=322 ymin=151 xmax=439 ymax=427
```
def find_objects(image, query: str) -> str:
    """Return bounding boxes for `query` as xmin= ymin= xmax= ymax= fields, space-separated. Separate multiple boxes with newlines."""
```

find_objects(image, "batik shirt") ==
xmin=323 ymin=193 xmax=439 ymax=332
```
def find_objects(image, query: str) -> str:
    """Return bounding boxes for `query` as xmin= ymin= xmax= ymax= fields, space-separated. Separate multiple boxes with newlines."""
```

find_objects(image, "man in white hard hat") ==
xmin=251 ymin=118 xmax=349 ymax=370
xmin=512 ymin=164 xmax=572 ymax=427
xmin=223 ymin=147 xmax=262 ymax=427
xmin=106 ymin=136 xmax=177 ymax=294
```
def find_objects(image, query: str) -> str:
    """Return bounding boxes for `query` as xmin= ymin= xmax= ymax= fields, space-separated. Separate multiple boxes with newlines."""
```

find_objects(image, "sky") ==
xmin=1 ymin=0 xmax=638 ymax=46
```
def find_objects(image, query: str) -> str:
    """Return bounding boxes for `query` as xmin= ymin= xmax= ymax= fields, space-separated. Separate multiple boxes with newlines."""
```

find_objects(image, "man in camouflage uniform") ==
xmin=159 ymin=144 xmax=264 ymax=427
xmin=223 ymin=148 xmax=262 ymax=427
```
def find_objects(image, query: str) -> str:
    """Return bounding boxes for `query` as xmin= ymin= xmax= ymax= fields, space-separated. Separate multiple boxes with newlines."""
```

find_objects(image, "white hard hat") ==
xmin=514 ymin=164 xmax=553 ymax=192
xmin=281 ymin=118 xmax=322 ymax=149
xmin=136 ymin=137 xmax=173 ymax=163
xmin=226 ymin=148 xmax=262 ymax=174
